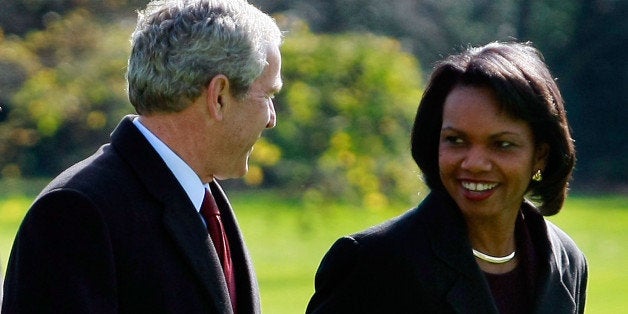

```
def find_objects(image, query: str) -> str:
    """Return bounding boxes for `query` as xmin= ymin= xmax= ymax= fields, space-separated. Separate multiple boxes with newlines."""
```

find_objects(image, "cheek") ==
xmin=246 ymin=100 xmax=270 ymax=124
xmin=438 ymin=148 xmax=457 ymax=173
xmin=517 ymin=164 xmax=536 ymax=184
xmin=438 ymin=154 xmax=455 ymax=185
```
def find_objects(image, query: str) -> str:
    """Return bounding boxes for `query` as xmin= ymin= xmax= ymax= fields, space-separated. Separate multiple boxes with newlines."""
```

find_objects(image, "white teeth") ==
xmin=462 ymin=182 xmax=497 ymax=192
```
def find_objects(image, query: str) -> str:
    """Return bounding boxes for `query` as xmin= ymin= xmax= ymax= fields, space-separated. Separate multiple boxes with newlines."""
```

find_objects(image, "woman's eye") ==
xmin=444 ymin=136 xmax=463 ymax=144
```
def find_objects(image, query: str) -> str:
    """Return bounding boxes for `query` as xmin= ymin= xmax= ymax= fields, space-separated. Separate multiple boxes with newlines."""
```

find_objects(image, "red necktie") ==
xmin=201 ymin=189 xmax=237 ymax=313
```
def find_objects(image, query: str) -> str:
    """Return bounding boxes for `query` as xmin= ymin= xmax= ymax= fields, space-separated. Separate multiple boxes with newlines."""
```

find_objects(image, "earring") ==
xmin=532 ymin=169 xmax=543 ymax=182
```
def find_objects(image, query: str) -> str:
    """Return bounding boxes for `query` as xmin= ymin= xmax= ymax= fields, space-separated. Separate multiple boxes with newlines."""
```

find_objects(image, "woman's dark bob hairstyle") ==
xmin=411 ymin=41 xmax=575 ymax=216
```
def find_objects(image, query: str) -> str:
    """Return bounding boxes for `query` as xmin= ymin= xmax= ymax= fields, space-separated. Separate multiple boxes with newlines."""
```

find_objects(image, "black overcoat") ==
xmin=307 ymin=192 xmax=587 ymax=313
xmin=3 ymin=116 xmax=260 ymax=313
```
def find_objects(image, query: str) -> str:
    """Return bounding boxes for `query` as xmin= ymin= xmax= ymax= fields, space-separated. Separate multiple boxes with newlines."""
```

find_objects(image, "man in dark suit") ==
xmin=2 ymin=0 xmax=282 ymax=312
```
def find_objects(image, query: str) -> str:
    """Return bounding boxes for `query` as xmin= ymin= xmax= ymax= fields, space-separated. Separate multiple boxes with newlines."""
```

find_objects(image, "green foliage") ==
xmin=0 ymin=10 xmax=134 ymax=177
xmin=2 ymin=0 xmax=625 ymax=195
xmin=1 ymin=11 xmax=426 ymax=206
xmin=255 ymin=25 xmax=425 ymax=207
xmin=253 ymin=0 xmax=628 ymax=191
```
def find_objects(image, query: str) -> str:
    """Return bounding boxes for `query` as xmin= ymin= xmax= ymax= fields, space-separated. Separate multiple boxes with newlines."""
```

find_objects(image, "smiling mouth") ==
xmin=461 ymin=181 xmax=498 ymax=192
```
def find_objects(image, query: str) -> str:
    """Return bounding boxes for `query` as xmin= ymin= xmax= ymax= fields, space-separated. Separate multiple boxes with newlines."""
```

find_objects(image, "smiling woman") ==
xmin=438 ymin=85 xmax=548 ymax=224
xmin=306 ymin=42 xmax=586 ymax=314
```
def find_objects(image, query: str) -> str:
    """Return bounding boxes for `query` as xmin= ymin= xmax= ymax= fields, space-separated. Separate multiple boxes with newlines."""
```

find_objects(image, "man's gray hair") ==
xmin=127 ymin=0 xmax=282 ymax=114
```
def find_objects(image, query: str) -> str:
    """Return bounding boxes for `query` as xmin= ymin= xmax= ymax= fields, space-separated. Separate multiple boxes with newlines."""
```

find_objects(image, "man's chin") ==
xmin=214 ymin=166 xmax=249 ymax=181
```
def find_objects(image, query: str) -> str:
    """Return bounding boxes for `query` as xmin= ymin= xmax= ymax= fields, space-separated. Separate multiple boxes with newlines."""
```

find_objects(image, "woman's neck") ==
xmin=466 ymin=212 xmax=519 ymax=274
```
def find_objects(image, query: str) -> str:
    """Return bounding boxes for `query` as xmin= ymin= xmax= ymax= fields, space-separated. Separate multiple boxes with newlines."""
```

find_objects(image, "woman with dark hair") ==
xmin=306 ymin=42 xmax=587 ymax=314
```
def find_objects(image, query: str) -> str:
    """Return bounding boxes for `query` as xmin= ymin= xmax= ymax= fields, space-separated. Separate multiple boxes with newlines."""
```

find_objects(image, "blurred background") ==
xmin=0 ymin=0 xmax=626 ymax=196
xmin=0 ymin=0 xmax=626 ymax=313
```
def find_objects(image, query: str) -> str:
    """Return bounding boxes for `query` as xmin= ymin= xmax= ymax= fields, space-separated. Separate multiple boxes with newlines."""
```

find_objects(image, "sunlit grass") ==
xmin=230 ymin=190 xmax=409 ymax=312
xmin=0 ymin=195 xmax=32 ymax=272
xmin=0 ymin=187 xmax=626 ymax=313
xmin=547 ymin=195 xmax=628 ymax=314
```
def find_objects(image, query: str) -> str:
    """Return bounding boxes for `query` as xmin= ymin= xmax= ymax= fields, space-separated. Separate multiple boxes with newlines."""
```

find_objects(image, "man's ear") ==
xmin=206 ymin=74 xmax=230 ymax=121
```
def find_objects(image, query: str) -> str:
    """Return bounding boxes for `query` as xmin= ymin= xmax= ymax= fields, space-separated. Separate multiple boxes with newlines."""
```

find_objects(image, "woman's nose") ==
xmin=460 ymin=146 xmax=492 ymax=172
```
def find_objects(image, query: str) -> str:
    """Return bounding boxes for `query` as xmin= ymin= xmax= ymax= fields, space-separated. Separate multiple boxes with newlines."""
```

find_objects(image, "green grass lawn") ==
xmin=0 ymin=189 xmax=626 ymax=313
xmin=545 ymin=195 xmax=628 ymax=314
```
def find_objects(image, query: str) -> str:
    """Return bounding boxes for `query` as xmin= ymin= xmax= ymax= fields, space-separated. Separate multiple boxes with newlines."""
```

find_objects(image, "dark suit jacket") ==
xmin=3 ymin=116 xmax=260 ymax=313
xmin=306 ymin=192 xmax=587 ymax=314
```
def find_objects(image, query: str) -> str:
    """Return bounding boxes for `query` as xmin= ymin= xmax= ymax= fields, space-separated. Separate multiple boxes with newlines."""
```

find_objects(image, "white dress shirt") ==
xmin=132 ymin=117 xmax=211 ymax=213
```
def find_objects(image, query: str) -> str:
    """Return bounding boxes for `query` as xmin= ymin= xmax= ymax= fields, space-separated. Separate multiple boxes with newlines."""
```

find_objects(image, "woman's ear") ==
xmin=206 ymin=74 xmax=230 ymax=121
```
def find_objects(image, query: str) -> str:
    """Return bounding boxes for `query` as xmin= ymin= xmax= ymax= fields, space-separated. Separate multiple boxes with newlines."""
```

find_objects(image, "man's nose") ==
xmin=266 ymin=102 xmax=276 ymax=129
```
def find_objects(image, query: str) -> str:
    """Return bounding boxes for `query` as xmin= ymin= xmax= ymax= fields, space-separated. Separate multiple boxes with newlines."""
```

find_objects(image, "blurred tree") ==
xmin=249 ymin=21 xmax=425 ymax=207
xmin=254 ymin=0 xmax=521 ymax=71
xmin=1 ymin=0 xmax=625 ymax=192
xmin=515 ymin=0 xmax=627 ymax=190
xmin=1 ymin=9 xmax=426 ymax=206
xmin=0 ymin=0 xmax=143 ymax=36
xmin=0 ymin=10 xmax=134 ymax=177
xmin=551 ymin=0 xmax=628 ymax=190
xmin=251 ymin=0 xmax=627 ymax=191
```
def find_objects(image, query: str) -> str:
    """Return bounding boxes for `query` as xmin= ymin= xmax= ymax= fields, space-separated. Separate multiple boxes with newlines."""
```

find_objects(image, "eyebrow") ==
xmin=441 ymin=127 xmax=523 ymax=138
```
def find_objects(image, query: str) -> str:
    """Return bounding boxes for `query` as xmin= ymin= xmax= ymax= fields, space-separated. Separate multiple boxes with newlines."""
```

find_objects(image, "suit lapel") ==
xmin=535 ymin=270 xmax=576 ymax=313
xmin=413 ymin=193 xmax=576 ymax=313
xmin=110 ymin=116 xmax=233 ymax=313
xmin=161 ymin=199 xmax=233 ymax=313
xmin=422 ymin=193 xmax=499 ymax=314
xmin=210 ymin=181 xmax=261 ymax=314
xmin=525 ymin=207 xmax=576 ymax=313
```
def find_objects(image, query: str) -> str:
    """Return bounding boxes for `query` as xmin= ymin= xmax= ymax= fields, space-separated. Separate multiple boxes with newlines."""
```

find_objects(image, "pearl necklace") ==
xmin=472 ymin=249 xmax=516 ymax=264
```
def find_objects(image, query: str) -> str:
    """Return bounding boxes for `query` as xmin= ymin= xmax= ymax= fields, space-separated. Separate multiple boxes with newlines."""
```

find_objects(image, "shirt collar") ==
xmin=132 ymin=117 xmax=207 ymax=212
